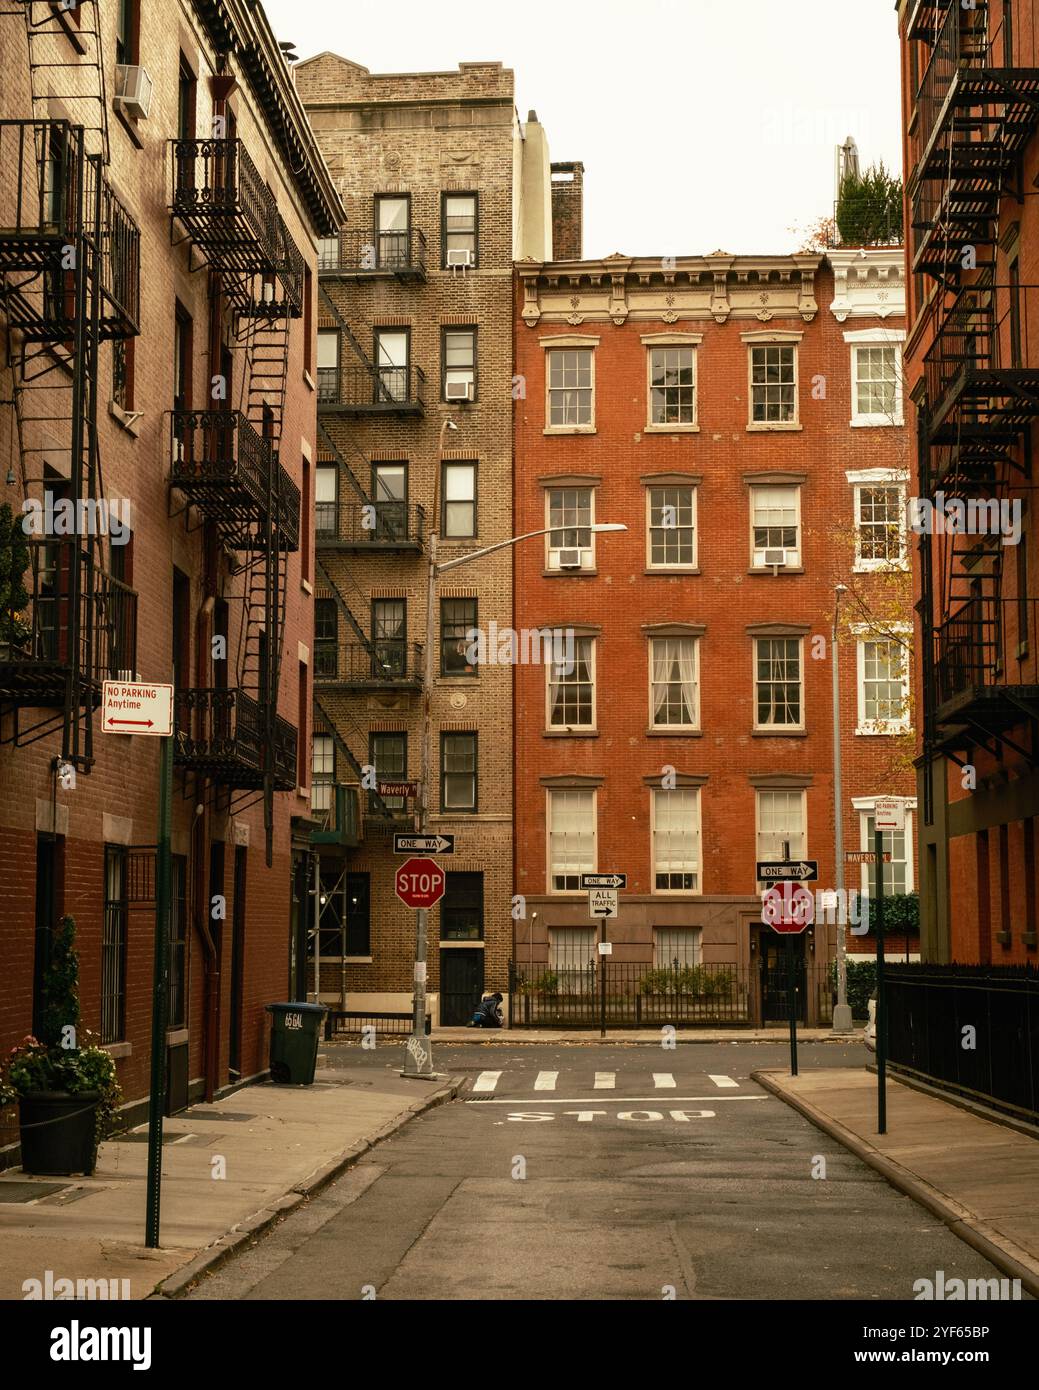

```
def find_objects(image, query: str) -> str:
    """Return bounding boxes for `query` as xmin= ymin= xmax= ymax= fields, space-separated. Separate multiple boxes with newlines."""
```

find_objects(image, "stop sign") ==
xmin=395 ymin=856 xmax=446 ymax=910
xmin=761 ymin=882 xmax=815 ymax=935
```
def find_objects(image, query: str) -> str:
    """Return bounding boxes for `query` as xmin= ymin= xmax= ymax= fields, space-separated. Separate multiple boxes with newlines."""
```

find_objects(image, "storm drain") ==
xmin=0 ymin=1181 xmax=69 ymax=1203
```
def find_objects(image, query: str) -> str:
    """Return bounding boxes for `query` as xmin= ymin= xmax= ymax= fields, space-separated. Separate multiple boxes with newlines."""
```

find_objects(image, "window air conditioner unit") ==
xmin=762 ymin=548 xmax=787 ymax=568
xmin=445 ymin=378 xmax=474 ymax=402
xmin=447 ymin=249 xmax=473 ymax=268
xmin=114 ymin=64 xmax=155 ymax=120
xmin=556 ymin=548 xmax=583 ymax=569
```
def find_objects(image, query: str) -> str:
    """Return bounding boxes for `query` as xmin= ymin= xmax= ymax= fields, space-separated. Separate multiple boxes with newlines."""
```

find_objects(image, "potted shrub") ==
xmin=0 ymin=916 xmax=121 ymax=1175
xmin=0 ymin=501 xmax=32 ymax=659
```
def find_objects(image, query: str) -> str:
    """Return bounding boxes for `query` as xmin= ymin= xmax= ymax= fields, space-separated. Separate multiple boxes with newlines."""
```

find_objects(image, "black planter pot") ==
xmin=19 ymin=1091 xmax=101 ymax=1176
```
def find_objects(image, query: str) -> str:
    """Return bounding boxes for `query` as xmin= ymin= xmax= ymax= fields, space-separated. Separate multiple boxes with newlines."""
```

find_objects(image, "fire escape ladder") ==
xmin=315 ymin=555 xmax=375 ymax=657
xmin=17 ymin=0 xmax=111 ymax=164
xmin=313 ymin=695 xmax=394 ymax=822
xmin=317 ymin=419 xmax=370 ymax=504
xmin=318 ymin=283 xmax=395 ymax=401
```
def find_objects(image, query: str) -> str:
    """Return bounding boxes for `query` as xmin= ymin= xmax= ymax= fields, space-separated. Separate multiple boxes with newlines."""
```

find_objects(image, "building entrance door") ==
xmin=440 ymin=949 xmax=484 ymax=1026
xmin=759 ymin=930 xmax=807 ymax=1023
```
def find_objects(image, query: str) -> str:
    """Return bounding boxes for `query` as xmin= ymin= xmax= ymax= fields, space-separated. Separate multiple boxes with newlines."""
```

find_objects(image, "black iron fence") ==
xmin=319 ymin=226 xmax=427 ymax=277
xmin=317 ymin=364 xmax=426 ymax=412
xmin=886 ymin=963 xmax=1039 ymax=1120
xmin=316 ymin=500 xmax=426 ymax=548
xmin=325 ymin=640 xmax=424 ymax=687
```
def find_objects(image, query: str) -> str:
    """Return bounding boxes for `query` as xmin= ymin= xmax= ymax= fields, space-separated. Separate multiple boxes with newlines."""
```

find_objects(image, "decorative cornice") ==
xmin=642 ymin=773 xmax=709 ymax=787
xmin=743 ymin=471 xmax=807 ymax=485
xmin=748 ymin=773 xmax=813 ymax=788
xmin=540 ymin=774 xmax=603 ymax=788
xmin=640 ymin=472 xmax=703 ymax=485
xmin=745 ymin=622 xmax=811 ymax=637
xmin=538 ymin=474 xmax=602 ymax=487
xmin=641 ymin=622 xmax=706 ymax=637
xmin=825 ymin=248 xmax=906 ymax=324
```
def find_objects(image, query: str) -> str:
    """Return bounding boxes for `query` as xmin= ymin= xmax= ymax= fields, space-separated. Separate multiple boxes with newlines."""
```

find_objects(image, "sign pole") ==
xmin=787 ymin=928 xmax=798 ymax=1075
xmin=875 ymin=825 xmax=887 ymax=1135
xmin=145 ymin=734 xmax=173 ymax=1248
xmin=599 ymin=919 xmax=607 ymax=1040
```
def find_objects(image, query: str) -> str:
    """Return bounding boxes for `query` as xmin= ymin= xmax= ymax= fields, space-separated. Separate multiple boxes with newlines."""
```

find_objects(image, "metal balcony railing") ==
xmin=0 ymin=539 xmax=138 ymax=705
xmin=174 ymin=687 xmax=297 ymax=790
xmin=170 ymin=410 xmax=272 ymax=521
xmin=310 ymin=783 xmax=361 ymax=848
xmin=319 ymin=641 xmax=424 ymax=688
xmin=934 ymin=596 xmax=1039 ymax=710
xmin=239 ymin=213 xmax=306 ymax=319
xmin=99 ymin=176 xmax=141 ymax=336
xmin=317 ymin=364 xmax=426 ymax=414
xmin=277 ymin=465 xmax=301 ymax=551
xmin=0 ymin=120 xmax=80 ymax=259
xmin=316 ymin=501 xmax=426 ymax=550
xmin=170 ymin=139 xmax=281 ymax=274
xmin=319 ymin=226 xmax=427 ymax=280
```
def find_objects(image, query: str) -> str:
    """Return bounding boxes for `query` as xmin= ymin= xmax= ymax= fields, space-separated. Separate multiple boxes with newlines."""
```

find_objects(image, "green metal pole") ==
xmin=875 ymin=827 xmax=887 ymax=1136
xmin=787 ymin=931 xmax=798 ymax=1075
xmin=145 ymin=735 xmax=173 ymax=1248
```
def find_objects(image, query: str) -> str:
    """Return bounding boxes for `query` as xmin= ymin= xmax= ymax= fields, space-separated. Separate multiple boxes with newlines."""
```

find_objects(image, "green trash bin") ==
xmin=266 ymin=1002 xmax=328 ymax=1085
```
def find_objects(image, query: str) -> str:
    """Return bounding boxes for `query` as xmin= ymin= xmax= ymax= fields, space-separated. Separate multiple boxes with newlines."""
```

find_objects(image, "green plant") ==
xmin=836 ymin=162 xmax=903 ymax=247
xmin=531 ymin=970 xmax=560 ymax=994
xmin=0 ymin=501 xmax=31 ymax=645
xmin=639 ymin=965 xmax=735 ymax=997
xmin=39 ymin=913 xmax=80 ymax=1049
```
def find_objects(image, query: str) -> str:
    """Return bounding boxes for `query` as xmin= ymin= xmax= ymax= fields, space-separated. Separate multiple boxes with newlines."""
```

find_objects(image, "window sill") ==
xmin=296 ymin=787 xmax=310 ymax=800
xmin=746 ymin=422 xmax=802 ymax=433
xmin=751 ymin=728 xmax=807 ymax=737
xmin=543 ymin=425 xmax=596 ymax=436
xmin=344 ymin=956 xmax=373 ymax=964
xmin=1022 ymin=932 xmax=1037 ymax=949
xmin=542 ymin=569 xmax=598 ymax=578
xmin=852 ymin=561 xmax=909 ymax=574
xmin=440 ymin=939 xmax=486 ymax=948
xmin=303 ymin=370 xmax=316 ymax=393
xmin=113 ymin=105 xmax=145 ymax=150
xmin=850 ymin=418 xmax=904 ymax=429
xmin=166 ymin=1029 xmax=189 ymax=1047
xmin=108 ymin=400 xmax=142 ymax=436
xmin=103 ymin=1041 xmax=132 ymax=1060
xmin=645 ymin=567 xmax=700 ymax=576
xmin=855 ymin=726 xmax=910 ymax=737
xmin=995 ymin=931 xmax=1013 ymax=947
xmin=644 ymin=423 xmax=699 ymax=434
xmin=543 ymin=729 xmax=599 ymax=738
xmin=748 ymin=566 xmax=804 ymax=576
xmin=645 ymin=727 xmax=702 ymax=737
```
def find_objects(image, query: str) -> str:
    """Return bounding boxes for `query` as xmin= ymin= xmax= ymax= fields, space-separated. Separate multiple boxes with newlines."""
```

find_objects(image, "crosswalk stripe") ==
xmin=593 ymin=1072 xmax=615 ymax=1089
xmin=534 ymin=1071 xmax=559 ymax=1091
xmin=709 ymin=1074 xmax=739 ymax=1089
xmin=472 ymin=1071 xmax=502 ymax=1093
xmin=653 ymin=1073 xmax=677 ymax=1089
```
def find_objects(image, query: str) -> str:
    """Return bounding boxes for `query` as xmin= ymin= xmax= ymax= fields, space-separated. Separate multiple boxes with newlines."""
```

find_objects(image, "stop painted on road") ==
xmin=503 ymin=1110 xmax=716 ymax=1122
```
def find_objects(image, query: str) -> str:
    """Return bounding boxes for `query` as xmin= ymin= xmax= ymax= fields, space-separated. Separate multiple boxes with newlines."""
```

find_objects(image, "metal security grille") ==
xmin=101 ymin=846 xmax=127 ymax=1043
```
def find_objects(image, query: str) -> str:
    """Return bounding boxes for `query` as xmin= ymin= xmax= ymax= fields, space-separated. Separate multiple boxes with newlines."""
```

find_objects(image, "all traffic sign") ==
xmin=587 ymin=887 xmax=618 ymax=918
xmin=102 ymin=681 xmax=173 ymax=737
xmin=394 ymin=857 xmax=446 ymax=910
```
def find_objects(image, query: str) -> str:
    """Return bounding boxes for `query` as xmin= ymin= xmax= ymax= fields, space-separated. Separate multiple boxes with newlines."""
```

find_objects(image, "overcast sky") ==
xmin=263 ymin=0 xmax=903 ymax=258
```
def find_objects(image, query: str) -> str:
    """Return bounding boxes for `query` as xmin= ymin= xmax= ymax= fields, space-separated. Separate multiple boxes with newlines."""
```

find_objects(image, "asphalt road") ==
xmin=186 ymin=1043 xmax=1009 ymax=1301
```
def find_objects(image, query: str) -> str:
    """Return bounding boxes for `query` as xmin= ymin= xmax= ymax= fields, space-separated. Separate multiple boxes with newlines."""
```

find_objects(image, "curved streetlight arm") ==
xmin=435 ymin=523 xmax=626 ymax=575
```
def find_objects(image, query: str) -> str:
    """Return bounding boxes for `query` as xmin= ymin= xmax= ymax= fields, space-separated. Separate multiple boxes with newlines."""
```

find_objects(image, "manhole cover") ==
xmin=0 ymin=1181 xmax=69 ymax=1203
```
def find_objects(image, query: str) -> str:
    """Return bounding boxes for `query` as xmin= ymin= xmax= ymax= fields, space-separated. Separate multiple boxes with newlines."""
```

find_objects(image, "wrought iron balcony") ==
xmin=933 ymin=597 xmax=1039 ymax=741
xmin=170 ymin=139 xmax=281 ymax=275
xmin=907 ymin=0 xmax=951 ymax=45
xmin=0 ymin=539 xmax=137 ymax=708
xmin=310 ymin=783 xmax=361 ymax=849
xmin=169 ymin=410 xmax=272 ymax=527
xmin=923 ymin=283 xmax=1039 ymax=452
xmin=316 ymin=640 xmax=424 ymax=690
xmin=316 ymin=501 xmax=426 ymax=553
xmin=237 ymin=213 xmax=306 ymax=319
xmin=319 ymin=227 xmax=427 ymax=282
xmin=317 ymin=364 xmax=426 ymax=416
xmin=0 ymin=122 xmax=140 ymax=340
xmin=174 ymin=687 xmax=297 ymax=790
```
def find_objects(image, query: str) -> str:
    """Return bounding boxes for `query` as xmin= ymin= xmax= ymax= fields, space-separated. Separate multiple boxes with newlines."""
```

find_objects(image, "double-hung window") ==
xmin=546 ymin=487 xmax=594 ymax=570
xmin=754 ymin=637 xmax=803 ymax=730
xmin=756 ymin=790 xmax=806 ymax=885
xmin=649 ymin=637 xmax=699 ymax=729
xmin=546 ymin=348 xmax=594 ymax=428
xmin=441 ymin=598 xmax=478 ymax=676
xmin=652 ymin=788 xmax=701 ymax=892
xmin=373 ymin=329 xmax=408 ymax=403
xmin=750 ymin=343 xmax=797 ymax=424
xmin=370 ymin=732 xmax=407 ymax=811
xmin=442 ymin=193 xmax=477 ymax=266
xmin=443 ymin=328 xmax=476 ymax=402
xmin=547 ymin=635 xmax=595 ymax=730
xmin=649 ymin=346 xmax=696 ymax=426
xmin=317 ymin=331 xmax=338 ymax=403
xmin=854 ymin=482 xmax=906 ymax=569
xmin=856 ymin=634 xmax=910 ymax=732
xmin=849 ymin=337 xmax=904 ymax=426
xmin=442 ymin=462 xmax=476 ymax=538
xmin=376 ymin=196 xmax=409 ymax=270
xmin=548 ymin=790 xmax=596 ymax=891
xmin=861 ymin=809 xmax=913 ymax=897
xmin=311 ymin=733 xmax=335 ymax=814
xmin=441 ymin=732 xmax=477 ymax=812
xmin=647 ymin=485 xmax=696 ymax=569
xmin=751 ymin=486 xmax=800 ymax=567
xmin=315 ymin=464 xmax=337 ymax=539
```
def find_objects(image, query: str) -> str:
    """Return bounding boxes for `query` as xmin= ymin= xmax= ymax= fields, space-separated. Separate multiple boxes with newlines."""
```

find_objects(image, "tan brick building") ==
xmin=0 ymin=0 xmax=341 ymax=1134
xmin=292 ymin=57 xmax=557 ymax=1023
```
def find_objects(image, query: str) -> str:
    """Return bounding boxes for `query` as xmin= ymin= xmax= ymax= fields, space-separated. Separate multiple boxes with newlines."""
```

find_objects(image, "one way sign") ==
xmin=581 ymin=873 xmax=627 ymax=890
xmin=756 ymin=860 xmax=818 ymax=882
xmin=393 ymin=834 xmax=454 ymax=855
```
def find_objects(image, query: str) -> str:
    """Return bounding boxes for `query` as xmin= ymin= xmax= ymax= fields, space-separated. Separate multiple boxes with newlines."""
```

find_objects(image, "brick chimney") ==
xmin=550 ymin=161 xmax=584 ymax=261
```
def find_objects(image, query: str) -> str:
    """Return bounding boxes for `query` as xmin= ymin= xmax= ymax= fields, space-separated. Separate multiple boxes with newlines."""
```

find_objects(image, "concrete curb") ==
xmin=752 ymin=1069 xmax=1039 ymax=1300
xmin=422 ymin=1030 xmax=859 ymax=1045
xmin=150 ymin=1077 xmax=462 ymax=1299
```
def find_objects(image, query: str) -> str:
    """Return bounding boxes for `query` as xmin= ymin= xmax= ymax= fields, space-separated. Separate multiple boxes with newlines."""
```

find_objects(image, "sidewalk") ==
xmin=429 ymin=1026 xmax=850 ymax=1044
xmin=754 ymin=1067 xmax=1039 ymax=1297
xmin=0 ymin=1064 xmax=458 ymax=1301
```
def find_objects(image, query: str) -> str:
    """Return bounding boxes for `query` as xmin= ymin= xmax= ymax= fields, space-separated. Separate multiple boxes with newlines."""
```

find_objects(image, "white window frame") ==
xmin=853 ymin=797 xmax=916 ymax=897
xmin=311 ymin=733 xmax=334 ymax=814
xmin=854 ymin=625 xmax=912 ymax=734
xmin=648 ymin=635 xmax=700 ymax=730
xmin=645 ymin=484 xmax=697 ymax=571
xmin=545 ymin=635 xmax=596 ymax=732
xmin=745 ymin=335 xmax=801 ymax=431
xmin=546 ymin=788 xmax=597 ymax=894
xmin=847 ymin=468 xmax=909 ymax=572
xmin=753 ymin=636 xmax=805 ymax=733
xmin=645 ymin=343 xmax=699 ymax=431
xmin=545 ymin=486 xmax=596 ymax=571
xmin=755 ymin=789 xmax=807 ymax=888
xmin=750 ymin=485 xmax=802 ymax=568
xmin=653 ymin=927 xmax=703 ymax=968
xmin=845 ymin=328 xmax=905 ymax=427
xmin=544 ymin=344 xmax=596 ymax=434
xmin=651 ymin=787 xmax=702 ymax=895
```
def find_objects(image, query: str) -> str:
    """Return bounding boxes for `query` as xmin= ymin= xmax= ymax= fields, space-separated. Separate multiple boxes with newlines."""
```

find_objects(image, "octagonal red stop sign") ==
xmin=395 ymin=856 xmax=446 ymax=910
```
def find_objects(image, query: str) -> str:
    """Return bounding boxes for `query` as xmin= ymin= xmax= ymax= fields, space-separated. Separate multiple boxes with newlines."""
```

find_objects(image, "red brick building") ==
xmin=512 ymin=243 xmax=916 ymax=1025
xmin=900 ymin=0 xmax=1039 ymax=965
xmin=0 ymin=0 xmax=341 ymax=1142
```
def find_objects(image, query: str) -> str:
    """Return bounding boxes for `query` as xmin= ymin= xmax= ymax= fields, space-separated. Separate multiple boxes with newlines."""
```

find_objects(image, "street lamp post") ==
xmin=832 ymin=583 xmax=852 ymax=1034
xmin=400 ymin=478 xmax=627 ymax=1078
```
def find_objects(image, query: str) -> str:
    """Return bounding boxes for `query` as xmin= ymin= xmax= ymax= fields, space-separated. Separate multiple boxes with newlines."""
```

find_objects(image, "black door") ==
xmin=440 ymin=949 xmax=484 ymax=1026
xmin=229 ymin=846 xmax=246 ymax=1078
xmin=760 ymin=931 xmax=806 ymax=1023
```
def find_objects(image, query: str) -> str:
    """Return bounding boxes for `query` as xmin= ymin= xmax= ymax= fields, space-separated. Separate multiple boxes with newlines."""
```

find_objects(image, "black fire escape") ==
xmin=0 ymin=0 xmax=141 ymax=769
xmin=909 ymin=0 xmax=1039 ymax=801
xmin=168 ymin=137 xmax=304 ymax=864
